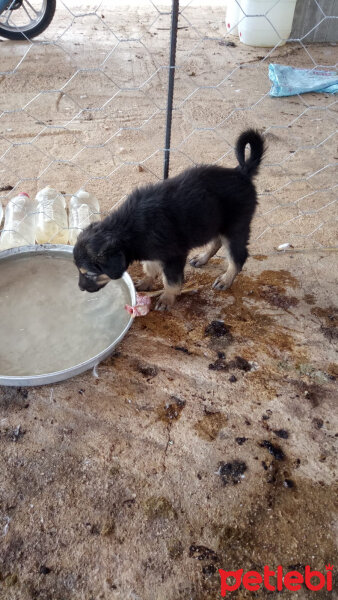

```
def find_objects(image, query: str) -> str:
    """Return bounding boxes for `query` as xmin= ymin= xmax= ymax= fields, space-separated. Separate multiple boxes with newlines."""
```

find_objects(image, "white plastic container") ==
xmin=226 ymin=1 xmax=244 ymax=35
xmin=35 ymin=186 xmax=69 ymax=244
xmin=0 ymin=193 xmax=36 ymax=251
xmin=68 ymin=189 xmax=100 ymax=246
xmin=239 ymin=0 xmax=297 ymax=47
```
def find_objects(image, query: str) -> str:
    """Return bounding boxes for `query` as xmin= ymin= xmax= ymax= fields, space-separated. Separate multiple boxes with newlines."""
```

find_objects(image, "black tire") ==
xmin=0 ymin=0 xmax=56 ymax=40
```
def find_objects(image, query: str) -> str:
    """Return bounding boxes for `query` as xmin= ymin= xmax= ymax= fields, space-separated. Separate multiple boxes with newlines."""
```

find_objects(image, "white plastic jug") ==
xmin=238 ymin=0 xmax=297 ymax=47
xmin=226 ymin=0 xmax=244 ymax=35
xmin=68 ymin=189 xmax=100 ymax=246
xmin=35 ymin=186 xmax=69 ymax=244
xmin=0 ymin=193 xmax=36 ymax=251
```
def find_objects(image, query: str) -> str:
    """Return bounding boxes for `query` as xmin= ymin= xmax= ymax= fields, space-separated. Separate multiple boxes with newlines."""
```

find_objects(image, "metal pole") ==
xmin=163 ymin=0 xmax=179 ymax=180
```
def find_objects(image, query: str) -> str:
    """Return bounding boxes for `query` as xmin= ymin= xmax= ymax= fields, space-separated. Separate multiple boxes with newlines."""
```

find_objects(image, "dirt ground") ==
xmin=0 ymin=2 xmax=337 ymax=600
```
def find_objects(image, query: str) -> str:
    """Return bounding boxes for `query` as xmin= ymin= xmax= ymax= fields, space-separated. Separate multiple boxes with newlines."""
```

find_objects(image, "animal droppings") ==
xmin=235 ymin=437 xmax=248 ymax=445
xmin=260 ymin=440 xmax=285 ymax=461
xmin=273 ymin=429 xmax=289 ymax=439
xmin=204 ymin=320 xmax=232 ymax=340
xmin=218 ymin=460 xmax=248 ymax=485
xmin=189 ymin=545 xmax=219 ymax=561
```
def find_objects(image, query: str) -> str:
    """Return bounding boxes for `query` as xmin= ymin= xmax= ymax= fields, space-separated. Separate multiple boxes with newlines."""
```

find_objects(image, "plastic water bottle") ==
xmin=226 ymin=0 xmax=241 ymax=35
xmin=35 ymin=186 xmax=69 ymax=244
xmin=0 ymin=193 xmax=36 ymax=251
xmin=68 ymin=189 xmax=100 ymax=245
xmin=238 ymin=0 xmax=297 ymax=47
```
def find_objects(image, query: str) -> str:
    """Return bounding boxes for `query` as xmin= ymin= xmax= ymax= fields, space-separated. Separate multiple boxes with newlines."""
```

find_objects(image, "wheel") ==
xmin=0 ymin=0 xmax=56 ymax=40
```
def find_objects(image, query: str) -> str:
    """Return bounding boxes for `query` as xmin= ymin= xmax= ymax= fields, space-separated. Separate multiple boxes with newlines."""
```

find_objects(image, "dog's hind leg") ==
xmin=189 ymin=237 xmax=222 ymax=268
xmin=136 ymin=261 xmax=162 ymax=291
xmin=155 ymin=256 xmax=186 ymax=311
xmin=212 ymin=233 xmax=249 ymax=291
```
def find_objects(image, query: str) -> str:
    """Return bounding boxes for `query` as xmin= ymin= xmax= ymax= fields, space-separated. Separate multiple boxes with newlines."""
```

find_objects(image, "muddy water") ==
xmin=0 ymin=253 xmax=131 ymax=376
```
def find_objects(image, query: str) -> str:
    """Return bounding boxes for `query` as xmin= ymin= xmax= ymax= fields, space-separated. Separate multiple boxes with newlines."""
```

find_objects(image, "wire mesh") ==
xmin=0 ymin=0 xmax=337 ymax=252
xmin=173 ymin=0 xmax=338 ymax=251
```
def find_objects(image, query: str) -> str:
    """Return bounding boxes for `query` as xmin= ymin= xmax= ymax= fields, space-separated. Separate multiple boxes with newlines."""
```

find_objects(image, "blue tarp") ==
xmin=269 ymin=63 xmax=338 ymax=97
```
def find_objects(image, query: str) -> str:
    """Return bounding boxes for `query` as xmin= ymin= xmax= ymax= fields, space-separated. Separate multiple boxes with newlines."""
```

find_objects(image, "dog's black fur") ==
xmin=74 ymin=129 xmax=265 ymax=310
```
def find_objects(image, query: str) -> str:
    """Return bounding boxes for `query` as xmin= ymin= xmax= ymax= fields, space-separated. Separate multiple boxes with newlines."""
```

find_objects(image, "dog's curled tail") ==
xmin=235 ymin=129 xmax=265 ymax=178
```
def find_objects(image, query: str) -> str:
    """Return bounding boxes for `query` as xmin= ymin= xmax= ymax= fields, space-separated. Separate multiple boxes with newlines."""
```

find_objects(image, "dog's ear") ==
xmin=96 ymin=235 xmax=114 ymax=259
xmin=97 ymin=241 xmax=127 ymax=280
xmin=102 ymin=250 xmax=127 ymax=280
xmin=74 ymin=222 xmax=101 ymax=260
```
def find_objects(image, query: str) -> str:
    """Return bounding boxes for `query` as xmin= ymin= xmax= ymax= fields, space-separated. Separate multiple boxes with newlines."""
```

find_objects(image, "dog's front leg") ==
xmin=136 ymin=261 xmax=162 ymax=291
xmin=155 ymin=257 xmax=186 ymax=311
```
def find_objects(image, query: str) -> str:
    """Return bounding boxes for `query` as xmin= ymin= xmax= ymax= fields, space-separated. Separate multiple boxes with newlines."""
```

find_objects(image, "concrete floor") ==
xmin=0 ymin=2 xmax=337 ymax=599
xmin=1 ymin=251 xmax=337 ymax=599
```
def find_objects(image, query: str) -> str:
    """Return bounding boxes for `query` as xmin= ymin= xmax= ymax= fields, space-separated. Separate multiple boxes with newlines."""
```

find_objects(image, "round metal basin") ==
xmin=0 ymin=245 xmax=135 ymax=386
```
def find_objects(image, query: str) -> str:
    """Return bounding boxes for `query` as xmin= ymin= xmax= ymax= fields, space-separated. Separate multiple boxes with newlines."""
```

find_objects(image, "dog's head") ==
xmin=73 ymin=223 xmax=127 ymax=293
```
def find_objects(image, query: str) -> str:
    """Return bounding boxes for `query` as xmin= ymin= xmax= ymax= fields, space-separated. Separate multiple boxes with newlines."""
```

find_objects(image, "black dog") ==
xmin=73 ymin=129 xmax=265 ymax=310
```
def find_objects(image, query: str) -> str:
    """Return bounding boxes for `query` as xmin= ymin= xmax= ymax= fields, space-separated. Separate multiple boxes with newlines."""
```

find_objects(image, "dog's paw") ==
xmin=136 ymin=277 xmax=154 ymax=292
xmin=212 ymin=275 xmax=232 ymax=291
xmin=155 ymin=292 xmax=176 ymax=311
xmin=189 ymin=255 xmax=208 ymax=268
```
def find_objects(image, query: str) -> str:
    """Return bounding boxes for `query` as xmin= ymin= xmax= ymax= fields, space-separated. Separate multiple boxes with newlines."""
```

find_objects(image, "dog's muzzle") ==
xmin=78 ymin=273 xmax=110 ymax=293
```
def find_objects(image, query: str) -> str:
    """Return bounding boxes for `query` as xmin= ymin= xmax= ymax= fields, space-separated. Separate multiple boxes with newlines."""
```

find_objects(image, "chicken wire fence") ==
xmin=0 ymin=0 xmax=337 ymax=252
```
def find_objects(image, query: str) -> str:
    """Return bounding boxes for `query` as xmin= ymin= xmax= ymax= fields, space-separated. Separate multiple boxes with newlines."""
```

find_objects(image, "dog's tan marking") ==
xmin=79 ymin=267 xmax=87 ymax=274
xmin=190 ymin=237 xmax=221 ymax=268
xmin=136 ymin=261 xmax=162 ymax=292
xmin=155 ymin=276 xmax=181 ymax=311
xmin=97 ymin=274 xmax=111 ymax=285
xmin=212 ymin=236 xmax=239 ymax=290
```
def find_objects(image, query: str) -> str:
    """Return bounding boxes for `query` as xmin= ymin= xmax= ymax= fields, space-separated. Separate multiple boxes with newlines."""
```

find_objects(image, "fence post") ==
xmin=163 ymin=0 xmax=179 ymax=180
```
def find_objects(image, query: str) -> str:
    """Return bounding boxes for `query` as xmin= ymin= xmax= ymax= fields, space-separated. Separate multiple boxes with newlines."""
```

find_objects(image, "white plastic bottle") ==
xmin=0 ymin=193 xmax=36 ymax=251
xmin=226 ymin=0 xmax=243 ymax=35
xmin=35 ymin=186 xmax=69 ymax=244
xmin=239 ymin=0 xmax=297 ymax=47
xmin=68 ymin=189 xmax=100 ymax=246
